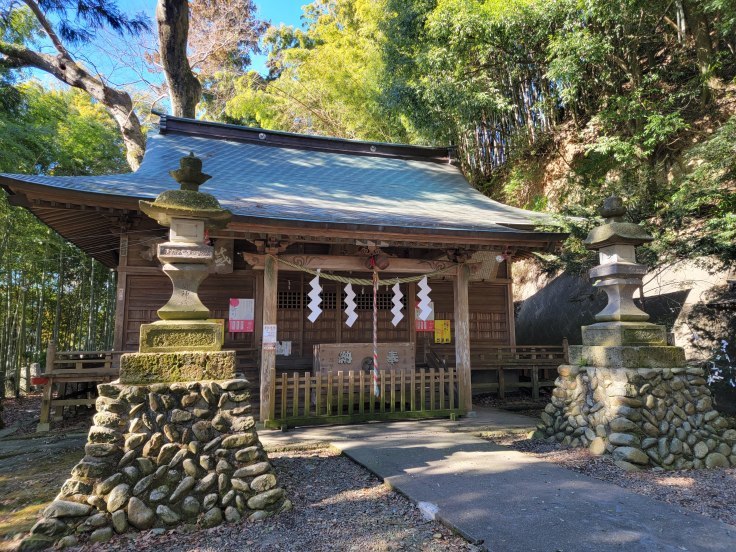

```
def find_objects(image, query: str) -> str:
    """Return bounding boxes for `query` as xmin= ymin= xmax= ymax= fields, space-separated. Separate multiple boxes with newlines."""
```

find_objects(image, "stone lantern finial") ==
xmin=169 ymin=151 xmax=212 ymax=191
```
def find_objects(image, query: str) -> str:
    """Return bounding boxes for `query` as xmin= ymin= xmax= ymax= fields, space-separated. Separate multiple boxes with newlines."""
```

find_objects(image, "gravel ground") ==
xmin=0 ymin=394 xmax=91 ymax=436
xmin=71 ymin=448 xmax=477 ymax=552
xmin=474 ymin=393 xmax=549 ymax=418
xmin=480 ymin=431 xmax=736 ymax=527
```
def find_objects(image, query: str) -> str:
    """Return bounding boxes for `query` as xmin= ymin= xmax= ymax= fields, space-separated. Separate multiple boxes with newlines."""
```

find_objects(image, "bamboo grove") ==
xmin=0 ymin=201 xmax=117 ymax=398
xmin=0 ymin=82 xmax=125 ymax=403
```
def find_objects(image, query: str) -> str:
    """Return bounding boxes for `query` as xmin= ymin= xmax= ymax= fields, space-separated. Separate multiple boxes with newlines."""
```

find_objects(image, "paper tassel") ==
xmin=391 ymin=282 xmax=404 ymax=326
xmin=417 ymin=276 xmax=432 ymax=321
xmin=344 ymin=283 xmax=357 ymax=327
xmin=307 ymin=271 xmax=322 ymax=322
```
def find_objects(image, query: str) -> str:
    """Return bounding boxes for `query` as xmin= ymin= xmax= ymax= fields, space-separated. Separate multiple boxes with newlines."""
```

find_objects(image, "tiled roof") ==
xmin=0 ymin=115 xmax=560 ymax=238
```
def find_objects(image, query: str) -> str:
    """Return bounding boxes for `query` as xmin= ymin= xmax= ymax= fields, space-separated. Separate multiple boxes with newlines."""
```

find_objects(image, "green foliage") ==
xmin=0 ymin=83 xmax=123 ymax=398
xmin=225 ymin=0 xmax=407 ymax=142
xmin=221 ymin=0 xmax=736 ymax=272
xmin=651 ymin=116 xmax=736 ymax=263
xmin=0 ymin=83 xmax=127 ymax=175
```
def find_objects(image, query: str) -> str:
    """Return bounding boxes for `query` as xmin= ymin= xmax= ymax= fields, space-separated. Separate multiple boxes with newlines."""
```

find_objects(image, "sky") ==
xmin=251 ymin=0 xmax=308 ymax=73
xmin=31 ymin=1 xmax=307 ymax=97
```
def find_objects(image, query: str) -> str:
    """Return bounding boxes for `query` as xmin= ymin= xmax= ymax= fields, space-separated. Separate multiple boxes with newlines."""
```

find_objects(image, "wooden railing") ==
xmin=266 ymin=367 xmax=462 ymax=429
xmin=35 ymin=343 xmax=118 ymax=432
xmin=430 ymin=342 xmax=568 ymax=399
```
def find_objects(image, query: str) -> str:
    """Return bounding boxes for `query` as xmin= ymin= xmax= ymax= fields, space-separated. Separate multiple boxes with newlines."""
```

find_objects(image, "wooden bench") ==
xmin=430 ymin=341 xmax=568 ymax=399
xmin=33 ymin=342 xmax=118 ymax=432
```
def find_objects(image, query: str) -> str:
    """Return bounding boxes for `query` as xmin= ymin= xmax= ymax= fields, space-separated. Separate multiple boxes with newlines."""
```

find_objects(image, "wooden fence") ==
xmin=265 ymin=367 xmax=462 ymax=429
xmin=430 ymin=342 xmax=568 ymax=399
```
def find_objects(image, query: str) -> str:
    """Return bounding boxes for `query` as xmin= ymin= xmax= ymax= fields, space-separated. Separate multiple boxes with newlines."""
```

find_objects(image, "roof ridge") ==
xmin=154 ymin=112 xmax=455 ymax=164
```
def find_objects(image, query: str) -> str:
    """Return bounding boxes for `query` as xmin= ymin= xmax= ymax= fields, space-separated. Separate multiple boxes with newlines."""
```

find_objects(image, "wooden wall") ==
xmin=119 ymin=269 xmax=511 ymax=360
xmin=116 ymin=262 xmax=513 ymax=407
xmin=430 ymin=280 xmax=511 ymax=345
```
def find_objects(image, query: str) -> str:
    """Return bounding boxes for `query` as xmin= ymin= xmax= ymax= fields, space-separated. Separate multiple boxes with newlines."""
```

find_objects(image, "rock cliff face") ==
xmin=515 ymin=258 xmax=732 ymax=357
xmin=20 ymin=379 xmax=290 ymax=551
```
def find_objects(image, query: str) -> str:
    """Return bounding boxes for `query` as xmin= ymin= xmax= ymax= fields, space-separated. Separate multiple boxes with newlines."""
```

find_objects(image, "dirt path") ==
xmin=0 ymin=432 xmax=86 ymax=551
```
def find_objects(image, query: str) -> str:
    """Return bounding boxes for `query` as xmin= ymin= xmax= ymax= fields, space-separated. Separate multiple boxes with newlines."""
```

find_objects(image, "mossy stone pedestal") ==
xmin=139 ymin=321 xmax=224 ymax=353
xmin=19 ymin=154 xmax=290 ymax=551
xmin=21 ymin=380 xmax=291 ymax=551
xmin=537 ymin=197 xmax=735 ymax=471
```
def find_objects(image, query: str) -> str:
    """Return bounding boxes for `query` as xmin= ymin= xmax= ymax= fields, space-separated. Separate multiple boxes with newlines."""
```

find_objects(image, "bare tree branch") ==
xmin=21 ymin=0 xmax=67 ymax=55
xmin=0 ymin=39 xmax=145 ymax=169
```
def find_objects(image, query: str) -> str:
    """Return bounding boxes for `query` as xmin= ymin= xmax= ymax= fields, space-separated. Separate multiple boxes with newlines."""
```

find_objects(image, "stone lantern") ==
xmin=536 ymin=196 xmax=736 ymax=471
xmin=581 ymin=195 xmax=667 ymax=348
xmin=137 ymin=152 xmax=232 ymax=353
xmin=22 ymin=153 xmax=289 ymax=550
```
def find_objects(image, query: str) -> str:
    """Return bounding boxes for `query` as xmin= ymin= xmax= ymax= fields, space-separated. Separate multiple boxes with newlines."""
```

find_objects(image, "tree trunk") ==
xmin=682 ymin=1 xmax=714 ymax=104
xmin=86 ymin=259 xmax=96 ymax=350
xmin=157 ymin=0 xmax=202 ymax=118
xmin=52 ymin=247 xmax=63 ymax=344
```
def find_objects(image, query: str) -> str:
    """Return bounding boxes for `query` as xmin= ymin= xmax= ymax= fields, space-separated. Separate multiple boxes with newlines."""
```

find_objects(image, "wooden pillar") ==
xmin=112 ymin=234 xmax=128 ymax=352
xmin=454 ymin=264 xmax=473 ymax=414
xmin=506 ymin=257 xmax=516 ymax=346
xmin=260 ymin=254 xmax=278 ymax=422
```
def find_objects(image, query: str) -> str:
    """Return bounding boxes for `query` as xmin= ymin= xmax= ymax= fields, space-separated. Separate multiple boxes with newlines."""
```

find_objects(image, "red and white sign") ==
xmin=415 ymin=301 xmax=435 ymax=332
xmin=228 ymin=298 xmax=254 ymax=332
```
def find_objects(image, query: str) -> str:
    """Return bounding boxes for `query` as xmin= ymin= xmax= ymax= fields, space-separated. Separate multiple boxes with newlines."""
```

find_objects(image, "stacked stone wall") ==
xmin=22 ymin=379 xmax=290 ymax=550
xmin=537 ymin=365 xmax=736 ymax=470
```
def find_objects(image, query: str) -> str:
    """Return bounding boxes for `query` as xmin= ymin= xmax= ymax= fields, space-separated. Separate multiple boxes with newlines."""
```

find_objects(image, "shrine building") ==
xmin=0 ymin=115 xmax=568 ymax=427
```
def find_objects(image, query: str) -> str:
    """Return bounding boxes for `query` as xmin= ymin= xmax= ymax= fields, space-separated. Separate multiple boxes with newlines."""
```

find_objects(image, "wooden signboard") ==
xmin=314 ymin=342 xmax=415 ymax=374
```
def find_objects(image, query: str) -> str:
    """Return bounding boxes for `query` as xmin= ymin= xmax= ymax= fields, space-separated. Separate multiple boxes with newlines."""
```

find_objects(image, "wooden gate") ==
xmin=265 ymin=367 xmax=462 ymax=429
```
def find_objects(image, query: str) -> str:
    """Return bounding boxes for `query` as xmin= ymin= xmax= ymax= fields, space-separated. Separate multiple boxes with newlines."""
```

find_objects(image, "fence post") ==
xmin=37 ymin=340 xmax=56 ymax=432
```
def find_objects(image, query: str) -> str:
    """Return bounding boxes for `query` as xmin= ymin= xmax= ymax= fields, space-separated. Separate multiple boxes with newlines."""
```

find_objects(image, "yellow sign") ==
xmin=434 ymin=320 xmax=451 ymax=344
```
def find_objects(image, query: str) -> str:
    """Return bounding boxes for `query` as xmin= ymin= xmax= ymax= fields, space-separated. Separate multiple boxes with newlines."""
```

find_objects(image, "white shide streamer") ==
xmin=417 ymin=276 xmax=432 ymax=321
xmin=307 ymin=270 xmax=322 ymax=323
xmin=391 ymin=282 xmax=404 ymax=326
xmin=344 ymin=283 xmax=357 ymax=327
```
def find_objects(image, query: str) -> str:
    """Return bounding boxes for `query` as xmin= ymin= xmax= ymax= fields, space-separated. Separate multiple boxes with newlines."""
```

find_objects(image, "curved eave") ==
xmin=2 ymin=177 xmax=568 ymax=258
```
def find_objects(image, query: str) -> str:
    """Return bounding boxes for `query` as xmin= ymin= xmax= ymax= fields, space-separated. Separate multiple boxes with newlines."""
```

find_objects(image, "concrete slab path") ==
xmin=260 ymin=408 xmax=736 ymax=552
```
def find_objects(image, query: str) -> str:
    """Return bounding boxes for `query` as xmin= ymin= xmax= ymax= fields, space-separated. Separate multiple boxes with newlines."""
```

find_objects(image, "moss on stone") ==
xmin=119 ymin=351 xmax=235 ymax=384
xmin=139 ymin=321 xmax=223 ymax=353
xmin=153 ymin=189 xmax=221 ymax=210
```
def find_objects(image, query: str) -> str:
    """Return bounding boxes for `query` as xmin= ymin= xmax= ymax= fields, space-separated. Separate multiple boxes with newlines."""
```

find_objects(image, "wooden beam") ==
xmin=243 ymin=253 xmax=460 ymax=274
xmin=260 ymin=254 xmax=278 ymax=423
xmin=408 ymin=281 xmax=416 ymax=346
xmin=453 ymin=264 xmax=473 ymax=415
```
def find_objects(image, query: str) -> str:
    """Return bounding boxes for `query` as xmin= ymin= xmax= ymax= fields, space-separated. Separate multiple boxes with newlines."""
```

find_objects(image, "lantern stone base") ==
xmin=536 ymin=360 xmax=736 ymax=471
xmin=581 ymin=322 xmax=667 ymax=346
xmin=19 ymin=379 xmax=290 ymax=551
xmin=119 ymin=351 xmax=235 ymax=385
xmin=139 ymin=320 xmax=224 ymax=353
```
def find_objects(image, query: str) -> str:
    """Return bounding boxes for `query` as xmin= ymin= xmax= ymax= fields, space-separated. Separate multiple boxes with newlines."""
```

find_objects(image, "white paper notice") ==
xmin=263 ymin=324 xmax=277 ymax=344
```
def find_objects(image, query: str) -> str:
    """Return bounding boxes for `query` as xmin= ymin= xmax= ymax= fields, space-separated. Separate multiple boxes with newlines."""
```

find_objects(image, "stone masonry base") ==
xmin=20 ymin=379 xmax=290 ymax=551
xmin=535 ymin=365 xmax=736 ymax=471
